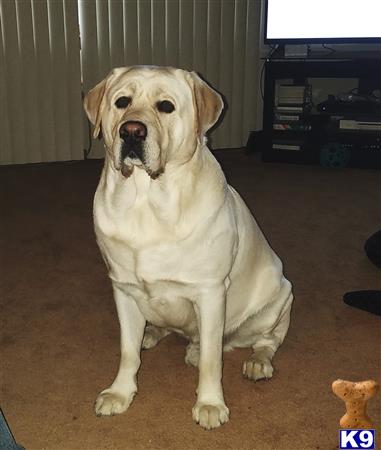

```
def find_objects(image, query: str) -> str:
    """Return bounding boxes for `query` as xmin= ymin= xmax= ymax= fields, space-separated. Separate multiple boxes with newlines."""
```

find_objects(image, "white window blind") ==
xmin=0 ymin=0 xmax=84 ymax=164
xmin=1 ymin=0 xmax=262 ymax=164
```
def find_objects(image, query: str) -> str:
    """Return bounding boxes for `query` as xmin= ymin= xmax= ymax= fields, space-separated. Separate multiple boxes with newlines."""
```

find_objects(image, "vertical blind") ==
xmin=0 ymin=0 xmax=84 ymax=164
xmin=1 ymin=0 xmax=262 ymax=164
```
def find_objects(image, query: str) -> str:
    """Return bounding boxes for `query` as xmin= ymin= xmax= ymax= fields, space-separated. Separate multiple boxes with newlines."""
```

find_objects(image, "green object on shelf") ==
xmin=320 ymin=143 xmax=351 ymax=168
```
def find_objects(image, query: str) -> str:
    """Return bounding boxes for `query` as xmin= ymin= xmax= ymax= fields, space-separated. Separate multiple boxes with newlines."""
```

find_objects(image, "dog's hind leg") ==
xmin=243 ymin=290 xmax=293 ymax=381
xmin=185 ymin=341 xmax=200 ymax=367
xmin=142 ymin=324 xmax=171 ymax=349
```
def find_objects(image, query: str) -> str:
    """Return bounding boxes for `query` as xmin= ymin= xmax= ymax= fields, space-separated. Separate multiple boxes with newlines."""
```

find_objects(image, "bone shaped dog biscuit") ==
xmin=332 ymin=379 xmax=379 ymax=429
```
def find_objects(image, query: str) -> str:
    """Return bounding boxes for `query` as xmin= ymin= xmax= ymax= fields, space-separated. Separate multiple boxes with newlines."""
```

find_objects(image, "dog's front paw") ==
xmin=242 ymin=357 xmax=274 ymax=381
xmin=95 ymin=389 xmax=135 ymax=416
xmin=192 ymin=402 xmax=229 ymax=429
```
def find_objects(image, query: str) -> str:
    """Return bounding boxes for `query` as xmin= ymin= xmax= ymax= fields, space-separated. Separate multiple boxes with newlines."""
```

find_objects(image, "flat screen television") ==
xmin=264 ymin=0 xmax=381 ymax=44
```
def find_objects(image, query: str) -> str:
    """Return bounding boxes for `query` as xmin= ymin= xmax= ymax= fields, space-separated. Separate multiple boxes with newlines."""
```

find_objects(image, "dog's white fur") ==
xmin=84 ymin=66 xmax=293 ymax=429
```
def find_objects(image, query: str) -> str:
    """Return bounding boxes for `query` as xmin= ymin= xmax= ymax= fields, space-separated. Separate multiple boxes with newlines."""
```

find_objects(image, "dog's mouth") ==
xmin=119 ymin=141 xmax=164 ymax=180
xmin=121 ymin=138 xmax=144 ymax=163
xmin=119 ymin=140 xmax=143 ymax=176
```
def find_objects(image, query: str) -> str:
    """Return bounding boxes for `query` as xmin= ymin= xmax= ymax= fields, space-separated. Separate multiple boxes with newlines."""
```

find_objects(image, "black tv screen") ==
xmin=264 ymin=0 xmax=381 ymax=44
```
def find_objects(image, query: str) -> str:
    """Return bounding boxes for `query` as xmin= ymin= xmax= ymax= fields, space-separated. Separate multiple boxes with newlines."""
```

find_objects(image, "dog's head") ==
xmin=84 ymin=66 xmax=223 ymax=179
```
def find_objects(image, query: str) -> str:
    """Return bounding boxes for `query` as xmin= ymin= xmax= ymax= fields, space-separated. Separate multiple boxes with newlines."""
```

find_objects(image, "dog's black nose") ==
xmin=119 ymin=121 xmax=147 ymax=141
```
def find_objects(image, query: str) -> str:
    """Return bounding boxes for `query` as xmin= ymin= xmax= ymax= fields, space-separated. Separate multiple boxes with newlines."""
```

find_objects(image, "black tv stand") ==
xmin=260 ymin=55 xmax=381 ymax=168
xmin=270 ymin=44 xmax=381 ymax=61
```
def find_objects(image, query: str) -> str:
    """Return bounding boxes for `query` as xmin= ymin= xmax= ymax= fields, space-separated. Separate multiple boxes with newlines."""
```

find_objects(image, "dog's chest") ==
xmin=94 ymin=195 xmax=194 ymax=284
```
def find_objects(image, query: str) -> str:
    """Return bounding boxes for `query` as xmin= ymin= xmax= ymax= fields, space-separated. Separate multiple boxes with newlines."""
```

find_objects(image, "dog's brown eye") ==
xmin=157 ymin=100 xmax=175 ymax=113
xmin=115 ymin=96 xmax=131 ymax=109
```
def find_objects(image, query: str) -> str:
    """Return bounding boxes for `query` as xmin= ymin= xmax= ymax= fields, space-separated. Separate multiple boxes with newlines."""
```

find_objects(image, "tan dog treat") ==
xmin=332 ymin=379 xmax=379 ymax=429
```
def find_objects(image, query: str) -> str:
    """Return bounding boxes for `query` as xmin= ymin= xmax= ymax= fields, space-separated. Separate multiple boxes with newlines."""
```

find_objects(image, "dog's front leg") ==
xmin=192 ymin=286 xmax=229 ymax=429
xmin=95 ymin=283 xmax=146 ymax=416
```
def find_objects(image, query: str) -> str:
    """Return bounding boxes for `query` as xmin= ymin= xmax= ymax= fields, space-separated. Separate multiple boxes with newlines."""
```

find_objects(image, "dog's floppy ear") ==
xmin=84 ymin=67 xmax=132 ymax=139
xmin=84 ymin=78 xmax=107 ymax=139
xmin=188 ymin=71 xmax=224 ymax=138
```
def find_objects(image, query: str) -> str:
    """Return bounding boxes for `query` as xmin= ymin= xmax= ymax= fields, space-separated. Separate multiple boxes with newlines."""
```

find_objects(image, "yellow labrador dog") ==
xmin=84 ymin=66 xmax=293 ymax=430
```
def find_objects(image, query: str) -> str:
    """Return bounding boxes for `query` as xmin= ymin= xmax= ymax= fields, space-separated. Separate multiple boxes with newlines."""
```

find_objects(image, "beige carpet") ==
xmin=1 ymin=150 xmax=380 ymax=450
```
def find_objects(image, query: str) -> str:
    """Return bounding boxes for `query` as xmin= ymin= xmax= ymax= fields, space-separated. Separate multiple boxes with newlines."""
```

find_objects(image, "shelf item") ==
xmin=275 ymin=106 xmax=304 ymax=113
xmin=272 ymin=140 xmax=303 ymax=151
xmin=273 ymin=123 xmax=312 ymax=131
xmin=277 ymin=84 xmax=306 ymax=106
xmin=339 ymin=119 xmax=381 ymax=132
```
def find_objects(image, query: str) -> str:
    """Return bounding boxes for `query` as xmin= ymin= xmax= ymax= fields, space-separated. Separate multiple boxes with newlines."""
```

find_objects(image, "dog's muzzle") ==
xmin=119 ymin=121 xmax=147 ymax=177
xmin=119 ymin=121 xmax=147 ymax=158
xmin=118 ymin=120 xmax=163 ymax=180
